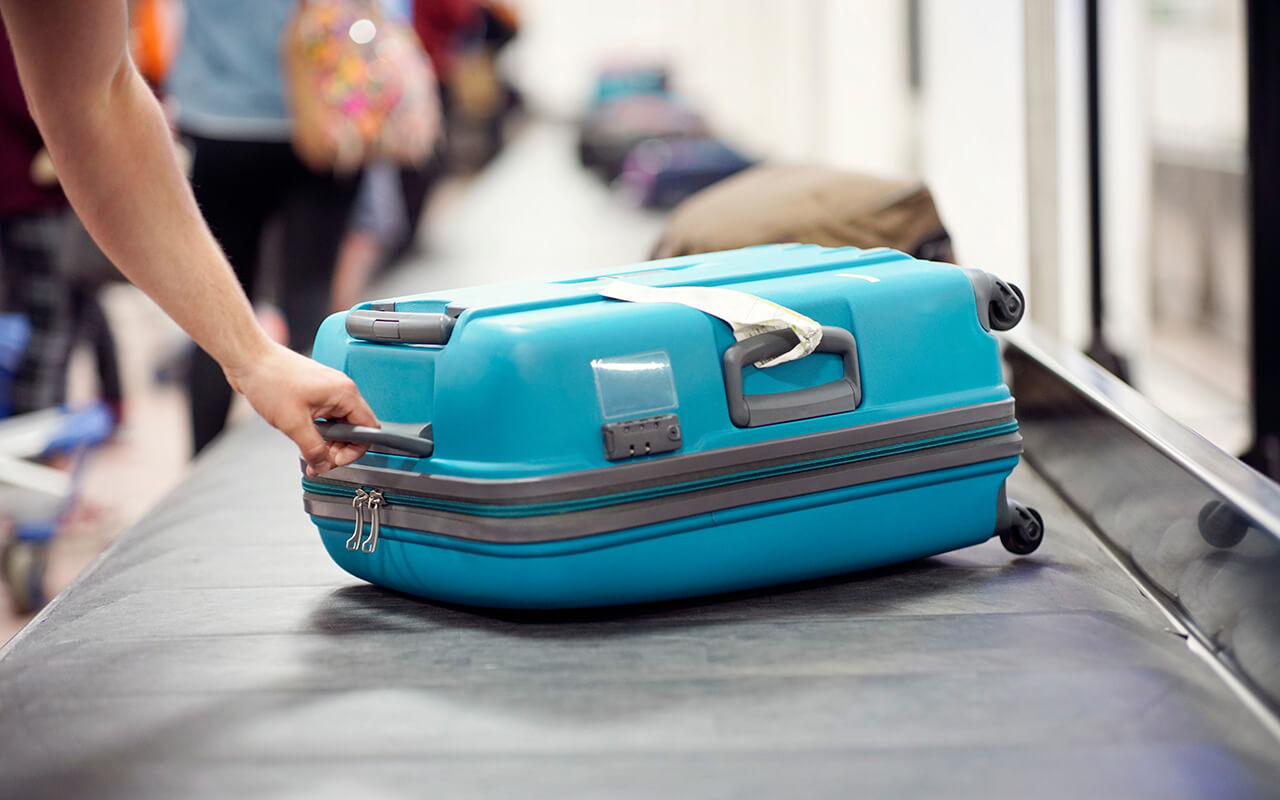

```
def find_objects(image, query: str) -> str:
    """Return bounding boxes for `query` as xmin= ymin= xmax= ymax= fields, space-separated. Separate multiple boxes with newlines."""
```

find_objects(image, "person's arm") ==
xmin=0 ymin=0 xmax=377 ymax=475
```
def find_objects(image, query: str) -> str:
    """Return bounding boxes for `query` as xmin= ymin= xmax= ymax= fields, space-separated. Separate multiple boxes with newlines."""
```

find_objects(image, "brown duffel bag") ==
xmin=651 ymin=164 xmax=955 ymax=263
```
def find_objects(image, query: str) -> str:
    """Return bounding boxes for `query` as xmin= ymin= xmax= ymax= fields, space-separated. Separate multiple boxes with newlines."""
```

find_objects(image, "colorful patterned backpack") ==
xmin=283 ymin=0 xmax=440 ymax=174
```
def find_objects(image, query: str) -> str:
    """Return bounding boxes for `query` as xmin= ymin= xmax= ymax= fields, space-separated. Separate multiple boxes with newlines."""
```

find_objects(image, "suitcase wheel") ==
xmin=1 ymin=538 xmax=49 ymax=615
xmin=998 ymin=501 xmax=1044 ymax=556
xmin=988 ymin=283 xmax=1026 ymax=332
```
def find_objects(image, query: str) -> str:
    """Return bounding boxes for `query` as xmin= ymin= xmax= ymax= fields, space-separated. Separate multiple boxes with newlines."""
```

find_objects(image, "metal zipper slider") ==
xmin=361 ymin=490 xmax=384 ymax=553
xmin=345 ymin=489 xmax=369 ymax=550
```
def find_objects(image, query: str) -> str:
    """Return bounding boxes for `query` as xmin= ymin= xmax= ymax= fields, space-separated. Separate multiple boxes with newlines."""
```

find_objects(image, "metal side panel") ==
xmin=1006 ymin=327 xmax=1280 ymax=729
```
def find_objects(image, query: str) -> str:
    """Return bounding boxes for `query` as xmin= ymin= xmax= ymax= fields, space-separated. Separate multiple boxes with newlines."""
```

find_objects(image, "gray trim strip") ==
xmin=311 ymin=399 xmax=1017 ymax=506
xmin=304 ymin=432 xmax=1023 ymax=544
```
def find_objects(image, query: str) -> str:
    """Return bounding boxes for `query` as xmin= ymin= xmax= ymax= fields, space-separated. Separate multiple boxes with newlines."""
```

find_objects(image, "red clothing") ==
xmin=411 ymin=0 xmax=480 ymax=80
xmin=0 ymin=20 xmax=66 ymax=218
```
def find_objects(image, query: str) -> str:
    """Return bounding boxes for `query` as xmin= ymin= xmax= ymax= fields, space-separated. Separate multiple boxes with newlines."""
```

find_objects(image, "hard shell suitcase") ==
xmin=619 ymin=138 xmax=755 ymax=210
xmin=302 ymin=244 xmax=1044 ymax=609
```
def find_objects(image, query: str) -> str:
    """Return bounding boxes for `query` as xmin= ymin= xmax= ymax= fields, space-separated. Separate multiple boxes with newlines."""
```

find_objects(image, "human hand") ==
xmin=225 ymin=342 xmax=378 ymax=476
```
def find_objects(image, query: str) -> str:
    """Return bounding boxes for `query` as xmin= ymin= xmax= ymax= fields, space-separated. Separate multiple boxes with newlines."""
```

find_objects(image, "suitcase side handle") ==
xmin=314 ymin=421 xmax=435 ymax=458
xmin=722 ymin=326 xmax=862 ymax=427
xmin=346 ymin=310 xmax=455 ymax=345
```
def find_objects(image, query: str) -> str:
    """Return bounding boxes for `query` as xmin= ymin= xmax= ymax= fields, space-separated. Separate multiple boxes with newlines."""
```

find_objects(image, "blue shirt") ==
xmin=166 ymin=0 xmax=295 ymax=140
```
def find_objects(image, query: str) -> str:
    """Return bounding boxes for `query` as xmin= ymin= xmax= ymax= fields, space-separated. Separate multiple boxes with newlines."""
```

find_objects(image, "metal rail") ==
xmin=1008 ymin=327 xmax=1280 ymax=728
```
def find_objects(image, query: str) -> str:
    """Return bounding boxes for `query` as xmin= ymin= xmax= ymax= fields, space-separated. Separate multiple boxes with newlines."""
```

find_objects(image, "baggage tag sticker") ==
xmin=599 ymin=280 xmax=822 ymax=368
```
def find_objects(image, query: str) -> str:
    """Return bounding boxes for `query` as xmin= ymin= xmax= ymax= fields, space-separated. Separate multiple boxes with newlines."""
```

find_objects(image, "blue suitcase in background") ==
xmin=619 ymin=138 xmax=755 ymax=210
xmin=303 ymin=244 xmax=1044 ymax=609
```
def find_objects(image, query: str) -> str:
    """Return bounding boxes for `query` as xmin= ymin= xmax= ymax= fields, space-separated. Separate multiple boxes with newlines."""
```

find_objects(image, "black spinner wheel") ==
xmin=999 ymin=502 xmax=1044 ymax=556
xmin=988 ymin=283 xmax=1026 ymax=332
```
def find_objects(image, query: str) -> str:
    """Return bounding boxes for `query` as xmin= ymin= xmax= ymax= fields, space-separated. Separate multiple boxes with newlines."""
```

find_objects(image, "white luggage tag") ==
xmin=599 ymin=280 xmax=823 ymax=368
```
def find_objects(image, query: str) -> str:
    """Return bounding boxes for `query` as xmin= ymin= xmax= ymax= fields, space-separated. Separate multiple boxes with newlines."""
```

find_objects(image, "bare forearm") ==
xmin=45 ymin=66 xmax=269 ymax=372
xmin=2 ymin=0 xmax=269 ymax=374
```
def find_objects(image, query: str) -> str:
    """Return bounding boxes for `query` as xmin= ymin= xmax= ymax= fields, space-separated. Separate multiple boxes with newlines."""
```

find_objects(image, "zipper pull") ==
xmin=345 ymin=489 xmax=369 ymax=550
xmin=361 ymin=490 xmax=384 ymax=553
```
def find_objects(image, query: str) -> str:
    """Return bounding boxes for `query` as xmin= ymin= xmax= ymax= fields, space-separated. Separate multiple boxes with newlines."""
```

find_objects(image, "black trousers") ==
xmin=184 ymin=135 xmax=360 ymax=453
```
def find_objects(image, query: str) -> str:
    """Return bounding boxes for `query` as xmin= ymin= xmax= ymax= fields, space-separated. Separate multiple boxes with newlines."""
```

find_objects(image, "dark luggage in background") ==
xmin=302 ymin=243 xmax=1043 ymax=609
xmin=577 ymin=94 xmax=709 ymax=180
xmin=618 ymin=137 xmax=755 ymax=209
xmin=652 ymin=164 xmax=955 ymax=263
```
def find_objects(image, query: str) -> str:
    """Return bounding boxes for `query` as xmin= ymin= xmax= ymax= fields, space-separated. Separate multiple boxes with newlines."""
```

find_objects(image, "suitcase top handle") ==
xmin=346 ymin=310 xmax=455 ymax=345
xmin=722 ymin=326 xmax=862 ymax=427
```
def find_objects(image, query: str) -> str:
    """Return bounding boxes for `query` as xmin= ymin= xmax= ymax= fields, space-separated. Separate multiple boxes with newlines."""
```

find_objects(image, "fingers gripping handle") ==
xmin=314 ymin=420 xmax=435 ymax=458
xmin=722 ymin=326 xmax=862 ymax=428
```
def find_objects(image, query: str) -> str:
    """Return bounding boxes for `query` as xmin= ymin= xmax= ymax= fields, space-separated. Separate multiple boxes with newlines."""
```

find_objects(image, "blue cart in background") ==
xmin=0 ymin=314 xmax=115 ymax=613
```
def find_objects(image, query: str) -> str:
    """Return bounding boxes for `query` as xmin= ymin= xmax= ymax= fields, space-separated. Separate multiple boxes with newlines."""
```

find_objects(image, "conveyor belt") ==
xmin=1 ymin=124 xmax=1276 ymax=798
xmin=0 ymin=418 xmax=1277 ymax=798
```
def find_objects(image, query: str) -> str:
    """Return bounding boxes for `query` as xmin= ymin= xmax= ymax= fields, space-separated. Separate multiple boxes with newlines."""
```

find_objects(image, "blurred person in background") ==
xmin=166 ymin=0 xmax=367 ymax=453
xmin=372 ymin=0 xmax=520 ymax=265
xmin=434 ymin=0 xmax=520 ymax=172
xmin=0 ymin=19 xmax=122 ymax=422
xmin=395 ymin=0 xmax=479 ymax=255
xmin=329 ymin=0 xmax=443 ymax=314
xmin=330 ymin=159 xmax=413 ymax=313
xmin=330 ymin=0 xmax=487 ymax=300
xmin=326 ymin=0 xmax=519 ymax=310
xmin=0 ymin=0 xmax=377 ymax=477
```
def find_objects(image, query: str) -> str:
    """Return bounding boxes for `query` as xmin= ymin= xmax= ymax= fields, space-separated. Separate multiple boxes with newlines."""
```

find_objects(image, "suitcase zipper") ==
xmin=344 ymin=488 xmax=385 ymax=553
xmin=344 ymin=489 xmax=367 ymax=550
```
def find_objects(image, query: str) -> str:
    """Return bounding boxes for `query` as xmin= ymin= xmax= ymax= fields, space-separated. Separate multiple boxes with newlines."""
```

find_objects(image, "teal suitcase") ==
xmin=303 ymin=244 xmax=1044 ymax=609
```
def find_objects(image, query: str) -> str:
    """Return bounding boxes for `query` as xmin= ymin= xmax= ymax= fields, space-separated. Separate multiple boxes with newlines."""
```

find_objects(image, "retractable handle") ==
xmin=314 ymin=420 xmax=435 ymax=458
xmin=722 ymin=326 xmax=862 ymax=427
